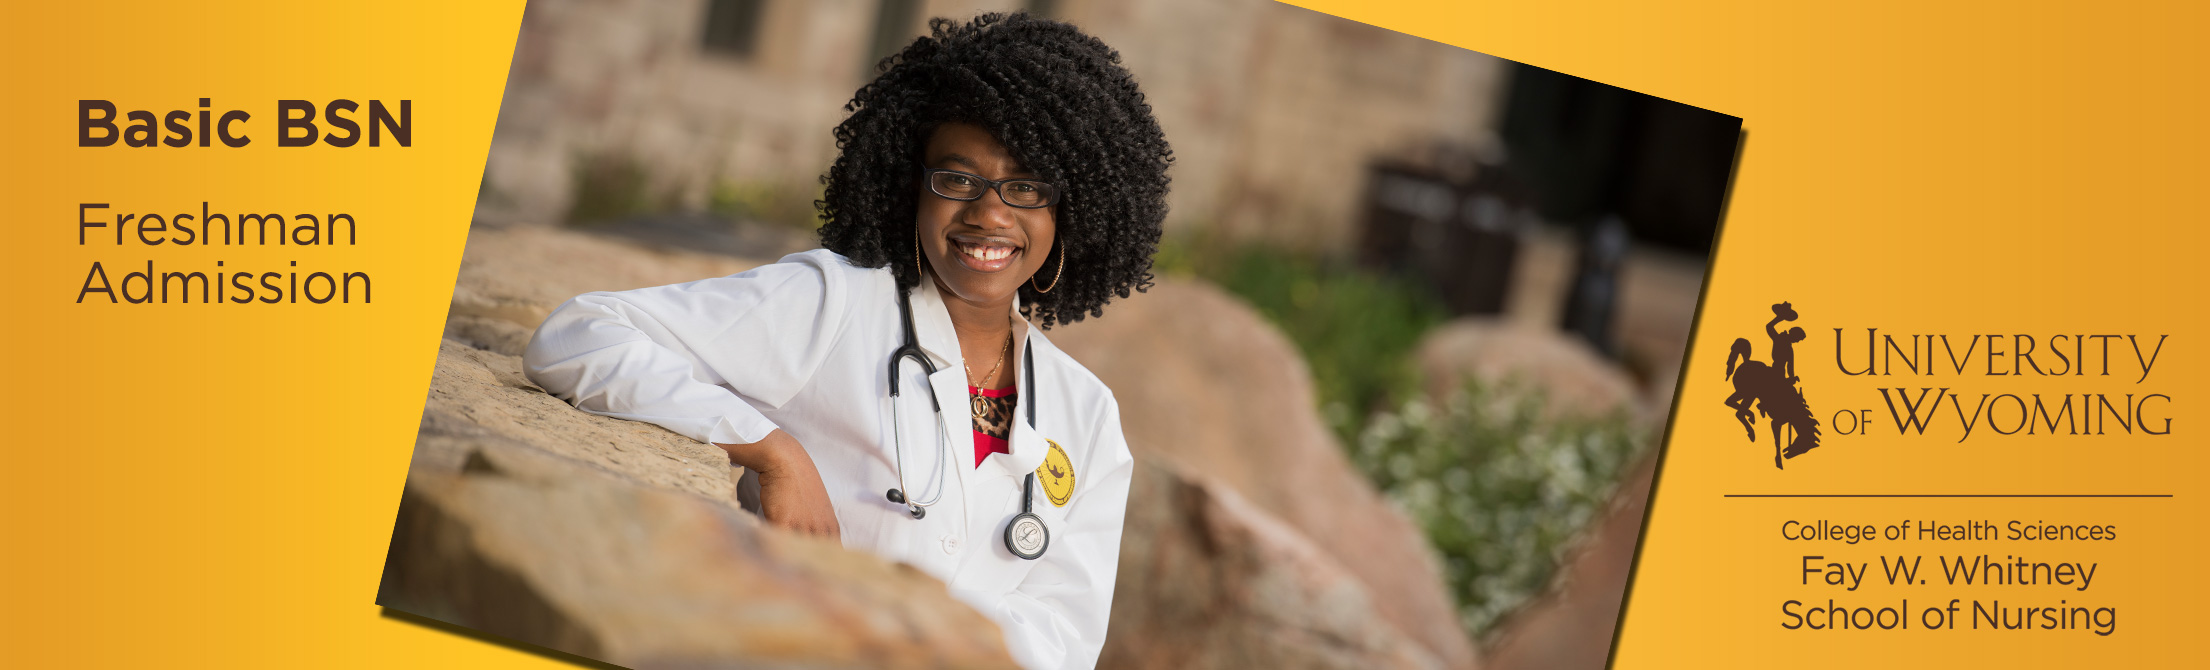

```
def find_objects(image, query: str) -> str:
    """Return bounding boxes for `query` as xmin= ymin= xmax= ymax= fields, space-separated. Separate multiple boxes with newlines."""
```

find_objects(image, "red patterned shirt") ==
xmin=968 ymin=384 xmax=1016 ymax=467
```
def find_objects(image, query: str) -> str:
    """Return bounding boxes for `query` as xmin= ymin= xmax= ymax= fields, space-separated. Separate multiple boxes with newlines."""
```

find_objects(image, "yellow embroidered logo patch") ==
xmin=1036 ymin=439 xmax=1075 ymax=507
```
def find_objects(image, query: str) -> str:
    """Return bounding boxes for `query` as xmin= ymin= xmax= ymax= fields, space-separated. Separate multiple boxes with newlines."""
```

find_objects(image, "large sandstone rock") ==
xmin=381 ymin=338 xmax=1019 ymax=668
xmin=1050 ymin=280 xmax=1479 ymax=668
xmin=448 ymin=223 xmax=766 ymax=339
xmin=415 ymin=339 xmax=736 ymax=499
xmin=1412 ymin=318 xmax=1646 ymax=422
xmin=443 ymin=224 xmax=1479 ymax=668
xmin=1499 ymin=228 xmax=1704 ymax=417
xmin=1102 ymin=459 xmax=1443 ymax=669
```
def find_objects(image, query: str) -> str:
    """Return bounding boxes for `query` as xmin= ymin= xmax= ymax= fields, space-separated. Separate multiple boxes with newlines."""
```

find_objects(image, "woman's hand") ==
xmin=718 ymin=430 xmax=841 ymax=539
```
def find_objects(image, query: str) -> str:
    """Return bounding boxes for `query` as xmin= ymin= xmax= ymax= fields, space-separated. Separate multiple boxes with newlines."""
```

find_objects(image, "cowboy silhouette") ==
xmin=1767 ymin=301 xmax=1806 ymax=382
xmin=1725 ymin=302 xmax=1821 ymax=469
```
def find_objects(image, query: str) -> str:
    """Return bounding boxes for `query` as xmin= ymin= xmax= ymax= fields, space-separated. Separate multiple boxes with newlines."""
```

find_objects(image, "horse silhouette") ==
xmin=1725 ymin=336 xmax=1821 ymax=469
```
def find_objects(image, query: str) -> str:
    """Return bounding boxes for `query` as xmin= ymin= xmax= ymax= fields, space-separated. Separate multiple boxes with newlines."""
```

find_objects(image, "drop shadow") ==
xmin=379 ymin=607 xmax=625 ymax=670
xmin=1602 ymin=125 xmax=1749 ymax=670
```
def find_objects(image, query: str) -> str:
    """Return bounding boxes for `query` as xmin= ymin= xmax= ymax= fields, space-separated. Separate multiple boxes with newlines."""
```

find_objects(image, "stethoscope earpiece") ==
xmin=886 ymin=488 xmax=926 ymax=518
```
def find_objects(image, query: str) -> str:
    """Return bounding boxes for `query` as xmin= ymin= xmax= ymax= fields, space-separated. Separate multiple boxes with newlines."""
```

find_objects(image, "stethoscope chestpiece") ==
xmin=1004 ymin=474 xmax=1048 ymax=560
xmin=1005 ymin=512 xmax=1047 ymax=559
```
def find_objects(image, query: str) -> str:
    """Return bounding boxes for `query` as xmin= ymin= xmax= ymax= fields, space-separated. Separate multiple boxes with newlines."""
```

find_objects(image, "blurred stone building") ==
xmin=481 ymin=0 xmax=1511 ymax=251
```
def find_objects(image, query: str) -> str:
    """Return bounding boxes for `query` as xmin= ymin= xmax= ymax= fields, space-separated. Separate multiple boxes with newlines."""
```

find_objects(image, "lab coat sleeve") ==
xmin=521 ymin=254 xmax=852 ymax=446
xmin=959 ymin=395 xmax=1135 ymax=670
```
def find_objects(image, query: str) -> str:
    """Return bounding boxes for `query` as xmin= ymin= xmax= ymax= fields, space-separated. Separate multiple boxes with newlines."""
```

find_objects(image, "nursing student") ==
xmin=522 ymin=14 xmax=1173 ymax=670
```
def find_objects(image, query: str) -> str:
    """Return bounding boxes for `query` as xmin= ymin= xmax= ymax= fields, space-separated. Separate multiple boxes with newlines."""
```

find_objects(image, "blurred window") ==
xmin=701 ymin=0 xmax=766 ymax=58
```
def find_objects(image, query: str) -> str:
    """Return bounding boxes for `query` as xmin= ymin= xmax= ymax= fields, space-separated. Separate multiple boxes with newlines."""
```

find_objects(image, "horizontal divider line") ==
xmin=1723 ymin=494 xmax=2171 ymax=498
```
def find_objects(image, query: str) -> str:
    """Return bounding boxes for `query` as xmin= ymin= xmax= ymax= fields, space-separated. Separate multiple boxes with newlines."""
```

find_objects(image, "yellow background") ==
xmin=2 ymin=0 xmax=2203 ymax=667
xmin=0 ymin=2 xmax=529 ymax=666
xmin=1289 ymin=0 xmax=2209 ymax=666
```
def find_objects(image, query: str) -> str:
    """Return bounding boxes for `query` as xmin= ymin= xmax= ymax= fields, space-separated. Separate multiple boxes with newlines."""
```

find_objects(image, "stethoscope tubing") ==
xmin=888 ymin=285 xmax=948 ymax=518
xmin=884 ymin=282 xmax=1050 ymax=559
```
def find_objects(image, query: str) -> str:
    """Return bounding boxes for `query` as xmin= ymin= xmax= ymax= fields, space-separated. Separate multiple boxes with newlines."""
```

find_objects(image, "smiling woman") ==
xmin=816 ymin=13 xmax=1174 ymax=329
xmin=523 ymin=12 xmax=1169 ymax=670
xmin=919 ymin=123 xmax=1059 ymax=301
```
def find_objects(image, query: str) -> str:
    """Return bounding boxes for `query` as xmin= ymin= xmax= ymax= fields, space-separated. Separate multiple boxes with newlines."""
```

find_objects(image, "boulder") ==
xmin=380 ymin=337 xmax=1020 ymax=668
xmin=1101 ymin=459 xmax=1444 ymax=669
xmin=448 ymin=223 xmax=765 ymax=337
xmin=1497 ymin=228 xmax=1703 ymax=419
xmin=441 ymin=224 xmax=1480 ymax=668
xmin=1049 ymin=280 xmax=1479 ymax=668
xmin=414 ymin=339 xmax=735 ymax=499
xmin=1411 ymin=318 xmax=1645 ymax=422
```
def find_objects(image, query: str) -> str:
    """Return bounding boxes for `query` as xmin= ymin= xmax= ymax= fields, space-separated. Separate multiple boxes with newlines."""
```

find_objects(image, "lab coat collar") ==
xmin=907 ymin=276 xmax=961 ymax=369
xmin=910 ymin=275 xmax=1048 ymax=481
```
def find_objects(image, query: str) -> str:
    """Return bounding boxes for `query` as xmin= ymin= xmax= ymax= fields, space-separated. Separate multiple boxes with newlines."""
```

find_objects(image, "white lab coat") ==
xmin=522 ymin=248 xmax=1133 ymax=670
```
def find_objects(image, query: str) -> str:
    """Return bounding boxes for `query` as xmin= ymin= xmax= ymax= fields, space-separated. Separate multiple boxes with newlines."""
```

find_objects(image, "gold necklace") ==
xmin=963 ymin=329 xmax=1013 ymax=390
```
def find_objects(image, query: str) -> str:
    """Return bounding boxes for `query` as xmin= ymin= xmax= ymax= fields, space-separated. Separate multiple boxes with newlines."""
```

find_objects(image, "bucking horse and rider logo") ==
xmin=1724 ymin=301 xmax=1821 ymax=469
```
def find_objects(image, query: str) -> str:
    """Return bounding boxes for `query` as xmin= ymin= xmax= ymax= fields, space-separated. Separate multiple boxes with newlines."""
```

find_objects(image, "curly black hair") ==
xmin=815 ymin=12 xmax=1173 ymax=328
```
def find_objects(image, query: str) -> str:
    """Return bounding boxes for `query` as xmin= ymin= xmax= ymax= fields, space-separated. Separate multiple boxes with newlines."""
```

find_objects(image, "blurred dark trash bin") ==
xmin=1560 ymin=214 xmax=1630 ymax=356
xmin=1358 ymin=161 xmax=1530 ymax=316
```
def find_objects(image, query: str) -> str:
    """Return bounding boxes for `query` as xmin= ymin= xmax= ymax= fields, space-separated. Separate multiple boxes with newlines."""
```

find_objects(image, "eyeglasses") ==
xmin=923 ymin=168 xmax=1061 ymax=209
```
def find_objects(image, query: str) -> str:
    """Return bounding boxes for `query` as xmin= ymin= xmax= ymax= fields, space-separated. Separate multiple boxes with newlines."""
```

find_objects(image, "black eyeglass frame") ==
xmin=921 ymin=168 xmax=1062 ymax=209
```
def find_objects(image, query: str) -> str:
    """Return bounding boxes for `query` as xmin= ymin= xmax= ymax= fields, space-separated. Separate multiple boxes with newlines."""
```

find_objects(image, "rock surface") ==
xmin=381 ymin=337 xmax=1020 ymax=668
xmin=1102 ymin=459 xmax=1444 ymax=669
xmin=448 ymin=222 xmax=765 ymax=341
xmin=427 ymin=224 xmax=1481 ymax=668
xmin=1412 ymin=318 xmax=1647 ymax=422
xmin=1050 ymin=280 xmax=1480 ymax=668
xmin=415 ymin=339 xmax=735 ymax=499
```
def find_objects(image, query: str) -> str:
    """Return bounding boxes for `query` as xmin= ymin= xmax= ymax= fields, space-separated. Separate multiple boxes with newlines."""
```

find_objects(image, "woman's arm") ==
xmin=522 ymin=253 xmax=855 ymax=536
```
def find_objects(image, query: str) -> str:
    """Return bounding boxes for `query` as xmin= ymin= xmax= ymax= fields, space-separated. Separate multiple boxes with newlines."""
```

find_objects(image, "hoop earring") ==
xmin=914 ymin=236 xmax=925 ymax=283
xmin=1031 ymin=242 xmax=1063 ymax=293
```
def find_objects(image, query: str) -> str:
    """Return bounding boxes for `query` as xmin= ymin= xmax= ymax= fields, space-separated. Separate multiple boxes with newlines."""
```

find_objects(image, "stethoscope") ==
xmin=883 ymin=283 xmax=1051 ymax=560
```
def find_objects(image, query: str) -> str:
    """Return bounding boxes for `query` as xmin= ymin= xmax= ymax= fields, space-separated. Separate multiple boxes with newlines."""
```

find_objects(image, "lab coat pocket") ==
xmin=953 ymin=475 xmax=1042 ymax=588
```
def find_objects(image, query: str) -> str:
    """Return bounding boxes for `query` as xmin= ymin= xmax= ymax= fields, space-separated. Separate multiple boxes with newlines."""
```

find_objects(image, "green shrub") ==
xmin=709 ymin=179 xmax=825 ymax=230
xmin=1354 ymin=380 xmax=1648 ymax=638
xmin=1161 ymin=232 xmax=1652 ymax=640
xmin=1159 ymin=237 xmax=1446 ymax=445
xmin=566 ymin=155 xmax=657 ymax=226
